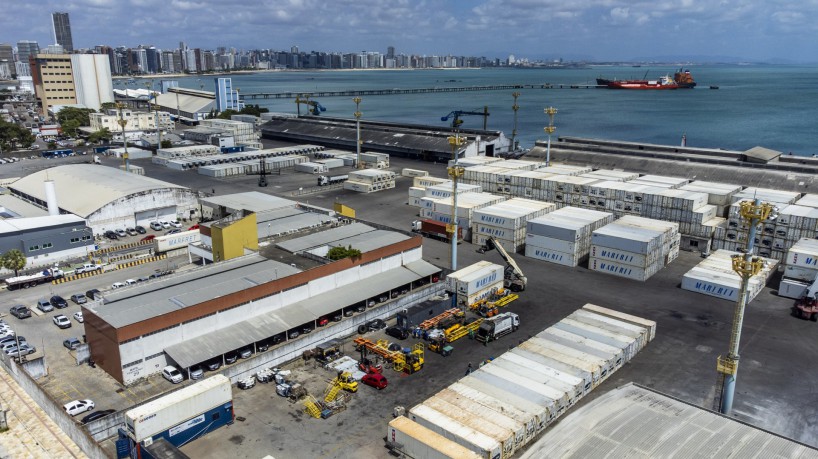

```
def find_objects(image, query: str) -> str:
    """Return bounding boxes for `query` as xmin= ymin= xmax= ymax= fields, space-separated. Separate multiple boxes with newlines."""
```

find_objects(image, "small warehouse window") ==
xmin=28 ymin=245 xmax=40 ymax=251
xmin=122 ymin=359 xmax=143 ymax=369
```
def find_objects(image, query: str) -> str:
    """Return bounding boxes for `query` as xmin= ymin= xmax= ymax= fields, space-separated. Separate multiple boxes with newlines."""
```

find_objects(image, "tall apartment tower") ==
xmin=17 ymin=40 xmax=40 ymax=63
xmin=215 ymin=77 xmax=243 ymax=112
xmin=52 ymin=12 xmax=74 ymax=53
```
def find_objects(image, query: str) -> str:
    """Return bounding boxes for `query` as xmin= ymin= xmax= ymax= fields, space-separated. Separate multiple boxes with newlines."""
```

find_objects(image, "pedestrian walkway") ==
xmin=0 ymin=366 xmax=86 ymax=458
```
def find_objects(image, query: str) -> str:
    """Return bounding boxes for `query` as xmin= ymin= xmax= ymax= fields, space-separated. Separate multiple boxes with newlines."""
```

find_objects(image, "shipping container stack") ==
xmin=778 ymin=238 xmax=818 ymax=299
xmin=446 ymin=261 xmax=506 ymax=309
xmin=409 ymin=176 xmax=451 ymax=207
xmin=419 ymin=193 xmax=507 ymax=242
xmin=294 ymin=161 xmax=329 ymax=174
xmin=471 ymin=198 xmax=557 ymax=252
xmin=795 ymin=193 xmax=818 ymax=209
xmin=712 ymin=192 xmax=808 ymax=261
xmin=682 ymin=249 xmax=779 ymax=302
xmin=359 ymin=152 xmax=390 ymax=169
xmin=198 ymin=155 xmax=309 ymax=177
xmin=578 ymin=169 xmax=641 ymax=183
xmin=525 ymin=206 xmax=615 ymax=267
xmin=627 ymin=174 xmax=690 ymax=189
xmin=589 ymin=216 xmax=680 ymax=281
xmin=413 ymin=182 xmax=482 ymax=208
xmin=389 ymin=304 xmax=656 ymax=459
xmin=343 ymin=169 xmax=397 ymax=193
xmin=448 ymin=156 xmax=505 ymax=168
xmin=401 ymin=168 xmax=429 ymax=178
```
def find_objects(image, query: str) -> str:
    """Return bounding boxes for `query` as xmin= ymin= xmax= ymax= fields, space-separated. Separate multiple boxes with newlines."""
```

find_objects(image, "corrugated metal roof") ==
xmin=518 ymin=383 xmax=818 ymax=459
xmin=0 ymin=214 xmax=86 ymax=233
xmin=258 ymin=212 xmax=333 ymax=237
xmin=0 ymin=194 xmax=49 ymax=218
xmin=328 ymin=230 xmax=409 ymax=253
xmin=89 ymin=255 xmax=301 ymax=328
xmin=164 ymin=261 xmax=439 ymax=368
xmin=276 ymin=222 xmax=375 ymax=253
xmin=200 ymin=192 xmax=297 ymax=213
xmin=404 ymin=259 xmax=442 ymax=277
xmin=8 ymin=164 xmax=190 ymax=218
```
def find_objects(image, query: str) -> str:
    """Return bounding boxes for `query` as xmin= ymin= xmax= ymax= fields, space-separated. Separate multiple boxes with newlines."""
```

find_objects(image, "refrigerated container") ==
xmin=408 ymin=404 xmax=504 ymax=459
xmin=387 ymin=416 xmax=481 ymax=459
xmin=581 ymin=304 xmax=657 ymax=341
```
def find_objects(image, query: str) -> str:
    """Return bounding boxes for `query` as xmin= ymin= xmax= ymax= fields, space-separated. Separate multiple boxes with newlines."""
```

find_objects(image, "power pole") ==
xmin=353 ymin=97 xmax=362 ymax=169
xmin=543 ymin=106 xmax=557 ymax=167
xmin=447 ymin=133 xmax=465 ymax=271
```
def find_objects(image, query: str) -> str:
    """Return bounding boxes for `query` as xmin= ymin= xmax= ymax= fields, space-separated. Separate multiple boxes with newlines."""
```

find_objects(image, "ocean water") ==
xmin=129 ymin=65 xmax=818 ymax=156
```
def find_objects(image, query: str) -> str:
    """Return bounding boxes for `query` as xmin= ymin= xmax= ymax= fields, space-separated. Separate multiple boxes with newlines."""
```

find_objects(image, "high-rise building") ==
xmin=52 ymin=12 xmax=74 ymax=53
xmin=214 ymin=77 xmax=243 ymax=112
xmin=31 ymin=53 xmax=113 ymax=113
xmin=146 ymin=47 xmax=160 ymax=73
xmin=387 ymin=46 xmax=395 ymax=59
xmin=0 ymin=44 xmax=13 ymax=64
xmin=17 ymin=40 xmax=40 ymax=64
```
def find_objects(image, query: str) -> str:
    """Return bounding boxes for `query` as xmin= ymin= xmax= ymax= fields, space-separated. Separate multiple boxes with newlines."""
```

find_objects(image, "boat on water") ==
xmin=597 ymin=68 xmax=697 ymax=90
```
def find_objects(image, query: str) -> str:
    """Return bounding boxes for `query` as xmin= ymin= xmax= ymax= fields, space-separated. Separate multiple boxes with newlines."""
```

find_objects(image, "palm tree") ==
xmin=2 ymin=250 xmax=27 ymax=276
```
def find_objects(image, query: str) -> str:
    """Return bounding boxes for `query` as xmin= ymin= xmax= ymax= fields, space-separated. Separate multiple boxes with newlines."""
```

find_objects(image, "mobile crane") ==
xmin=441 ymin=107 xmax=490 ymax=130
xmin=793 ymin=275 xmax=818 ymax=321
xmin=477 ymin=236 xmax=527 ymax=292
xmin=295 ymin=94 xmax=327 ymax=116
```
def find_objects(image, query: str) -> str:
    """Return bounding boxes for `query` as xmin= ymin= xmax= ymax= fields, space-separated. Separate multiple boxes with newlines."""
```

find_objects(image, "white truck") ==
xmin=317 ymin=174 xmax=349 ymax=186
xmin=476 ymin=312 xmax=520 ymax=344
xmin=4 ymin=268 xmax=65 ymax=290
xmin=75 ymin=263 xmax=103 ymax=275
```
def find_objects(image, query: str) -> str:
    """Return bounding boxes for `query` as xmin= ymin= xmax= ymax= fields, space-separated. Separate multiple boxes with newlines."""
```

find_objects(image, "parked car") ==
xmin=53 ymin=314 xmax=72 ymax=329
xmin=36 ymin=299 xmax=54 ymax=313
xmin=86 ymin=289 xmax=101 ymax=300
xmin=150 ymin=221 xmax=163 ymax=231
xmin=205 ymin=359 xmax=222 ymax=371
xmin=64 ymin=399 xmax=95 ymax=416
xmin=10 ymin=305 xmax=31 ymax=319
xmin=301 ymin=325 xmax=313 ymax=335
xmin=50 ymin=295 xmax=68 ymax=309
xmin=256 ymin=342 xmax=270 ymax=352
xmin=75 ymin=263 xmax=101 ymax=274
xmin=140 ymin=234 xmax=156 ymax=242
xmin=126 ymin=228 xmax=138 ymax=236
xmin=237 ymin=377 xmax=255 ymax=390
xmin=70 ymin=293 xmax=87 ymax=305
xmin=104 ymin=230 xmax=118 ymax=240
xmin=188 ymin=365 xmax=204 ymax=380
xmin=188 ymin=224 xmax=200 ymax=231
xmin=7 ymin=344 xmax=36 ymax=358
xmin=224 ymin=352 xmax=238 ymax=364
xmin=166 ymin=229 xmax=182 ymax=235
xmin=160 ymin=221 xmax=171 ymax=229
xmin=287 ymin=330 xmax=299 ymax=340
xmin=169 ymin=220 xmax=182 ymax=228
xmin=63 ymin=338 xmax=82 ymax=350
xmin=385 ymin=326 xmax=409 ymax=340
xmin=111 ymin=282 xmax=125 ymax=289
xmin=134 ymin=225 xmax=147 ymax=234
xmin=161 ymin=365 xmax=183 ymax=384
xmin=0 ymin=336 xmax=24 ymax=347
xmin=317 ymin=317 xmax=329 ymax=327
xmin=124 ymin=279 xmax=137 ymax=285
xmin=238 ymin=347 xmax=253 ymax=359
xmin=73 ymin=311 xmax=84 ymax=323
xmin=366 ymin=319 xmax=386 ymax=331
xmin=361 ymin=372 xmax=388 ymax=390
xmin=80 ymin=409 xmax=115 ymax=425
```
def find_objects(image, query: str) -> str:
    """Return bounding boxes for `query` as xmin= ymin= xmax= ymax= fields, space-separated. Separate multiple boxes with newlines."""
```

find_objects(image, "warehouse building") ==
xmin=518 ymin=383 xmax=818 ymax=458
xmin=0 ymin=214 xmax=94 ymax=267
xmin=8 ymin=164 xmax=198 ymax=234
xmin=261 ymin=115 xmax=511 ymax=161
xmin=84 ymin=228 xmax=440 ymax=385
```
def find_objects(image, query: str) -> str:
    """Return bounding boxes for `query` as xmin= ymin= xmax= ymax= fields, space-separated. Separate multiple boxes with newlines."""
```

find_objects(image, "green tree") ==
xmin=88 ymin=128 xmax=113 ymax=144
xmin=327 ymin=245 xmax=362 ymax=261
xmin=47 ymin=140 xmax=57 ymax=149
xmin=0 ymin=119 xmax=35 ymax=151
xmin=160 ymin=139 xmax=173 ymax=148
xmin=56 ymin=107 xmax=95 ymax=132
xmin=216 ymin=109 xmax=239 ymax=120
xmin=239 ymin=104 xmax=269 ymax=117
xmin=60 ymin=118 xmax=82 ymax=137
xmin=100 ymin=102 xmax=118 ymax=111
xmin=1 ymin=249 xmax=27 ymax=276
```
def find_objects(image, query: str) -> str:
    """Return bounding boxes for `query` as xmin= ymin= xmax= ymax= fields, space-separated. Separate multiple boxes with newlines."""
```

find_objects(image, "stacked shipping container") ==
xmin=589 ymin=216 xmax=680 ymax=281
xmin=778 ymin=238 xmax=818 ymax=299
xmin=471 ymin=198 xmax=556 ymax=252
xmin=419 ymin=193 xmax=508 ymax=242
xmin=681 ymin=249 xmax=779 ymax=302
xmin=343 ymin=169 xmax=397 ymax=193
xmin=390 ymin=304 xmax=656 ymax=459
xmin=525 ymin=206 xmax=615 ymax=267
xmin=446 ymin=261 xmax=505 ymax=308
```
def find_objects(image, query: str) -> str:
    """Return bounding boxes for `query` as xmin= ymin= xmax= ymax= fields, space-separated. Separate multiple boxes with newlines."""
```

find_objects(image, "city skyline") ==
xmin=1 ymin=0 xmax=816 ymax=64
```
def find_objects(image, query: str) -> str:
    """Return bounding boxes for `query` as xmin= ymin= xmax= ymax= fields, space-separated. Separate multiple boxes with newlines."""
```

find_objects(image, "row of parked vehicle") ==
xmin=0 ymin=320 xmax=36 ymax=358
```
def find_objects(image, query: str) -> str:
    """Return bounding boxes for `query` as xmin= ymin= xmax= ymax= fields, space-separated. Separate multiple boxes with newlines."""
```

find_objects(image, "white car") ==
xmin=111 ymin=282 xmax=126 ymax=289
xmin=160 ymin=221 xmax=171 ymax=229
xmin=52 ymin=315 xmax=71 ymax=329
xmin=169 ymin=220 xmax=182 ymax=228
xmin=162 ymin=365 xmax=183 ymax=384
xmin=124 ymin=279 xmax=138 ymax=286
xmin=64 ymin=399 xmax=95 ymax=416
xmin=73 ymin=311 xmax=84 ymax=323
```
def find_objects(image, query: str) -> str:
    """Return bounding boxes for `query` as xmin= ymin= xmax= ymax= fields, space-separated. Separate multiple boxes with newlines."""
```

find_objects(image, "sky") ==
xmin=1 ymin=0 xmax=817 ymax=63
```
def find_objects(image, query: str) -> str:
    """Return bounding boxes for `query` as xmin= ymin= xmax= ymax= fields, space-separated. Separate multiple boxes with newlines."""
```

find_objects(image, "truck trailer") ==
xmin=412 ymin=219 xmax=463 ymax=243
xmin=4 ymin=267 xmax=64 ymax=290
xmin=317 ymin=174 xmax=349 ymax=186
xmin=475 ymin=312 xmax=519 ymax=344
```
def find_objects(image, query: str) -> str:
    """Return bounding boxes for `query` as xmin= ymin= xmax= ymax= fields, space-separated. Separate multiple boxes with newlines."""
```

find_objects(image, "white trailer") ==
xmin=420 ymin=398 xmax=517 ymax=458
xmin=387 ymin=416 xmax=481 ymax=459
xmin=408 ymin=404 xmax=503 ymax=459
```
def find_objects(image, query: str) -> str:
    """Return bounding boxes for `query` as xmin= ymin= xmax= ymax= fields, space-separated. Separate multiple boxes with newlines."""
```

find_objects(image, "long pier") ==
xmin=241 ymin=83 xmax=601 ymax=99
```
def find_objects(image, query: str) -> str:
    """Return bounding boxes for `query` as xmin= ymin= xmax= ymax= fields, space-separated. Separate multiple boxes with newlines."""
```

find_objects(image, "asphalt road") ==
xmin=1 ymin=147 xmax=815 ymax=456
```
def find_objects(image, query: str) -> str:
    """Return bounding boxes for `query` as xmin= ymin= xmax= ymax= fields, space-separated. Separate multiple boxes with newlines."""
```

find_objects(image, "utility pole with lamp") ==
xmin=543 ymin=106 xmax=557 ymax=166
xmin=116 ymin=103 xmax=130 ymax=172
xmin=353 ymin=97 xmax=363 ymax=169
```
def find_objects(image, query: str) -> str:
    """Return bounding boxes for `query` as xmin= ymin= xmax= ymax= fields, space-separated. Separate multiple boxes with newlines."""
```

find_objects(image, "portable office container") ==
xmin=387 ymin=417 xmax=482 ymax=459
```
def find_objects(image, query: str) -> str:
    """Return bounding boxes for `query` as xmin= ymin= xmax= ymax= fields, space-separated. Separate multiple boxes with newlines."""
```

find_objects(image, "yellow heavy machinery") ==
xmin=471 ymin=289 xmax=519 ymax=317
xmin=447 ymin=318 xmax=483 ymax=343
xmin=418 ymin=308 xmax=464 ymax=331
xmin=325 ymin=371 xmax=358 ymax=403
xmin=303 ymin=395 xmax=322 ymax=419
xmin=353 ymin=337 xmax=425 ymax=374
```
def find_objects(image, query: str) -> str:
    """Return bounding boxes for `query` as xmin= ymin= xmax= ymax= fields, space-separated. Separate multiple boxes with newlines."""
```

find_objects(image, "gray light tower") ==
xmin=353 ymin=97 xmax=363 ymax=169
xmin=543 ymin=106 xmax=557 ymax=166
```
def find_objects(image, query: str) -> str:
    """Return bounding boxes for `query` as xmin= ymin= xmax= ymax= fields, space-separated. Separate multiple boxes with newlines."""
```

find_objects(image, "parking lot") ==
xmin=1 ymin=148 xmax=817 ymax=456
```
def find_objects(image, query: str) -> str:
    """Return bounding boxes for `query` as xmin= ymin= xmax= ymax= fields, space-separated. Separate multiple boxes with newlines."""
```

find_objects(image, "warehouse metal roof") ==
xmin=0 ymin=214 xmax=85 ymax=233
xmin=8 ymin=164 xmax=190 ymax=218
xmin=0 ymin=194 xmax=49 ymax=218
xmin=258 ymin=212 xmax=334 ymax=238
xmin=89 ymin=255 xmax=301 ymax=328
xmin=327 ymin=230 xmax=410 ymax=253
xmin=518 ymin=383 xmax=818 ymax=459
xmin=164 ymin=260 xmax=441 ymax=368
xmin=200 ymin=192 xmax=297 ymax=214
xmin=276 ymin=222 xmax=375 ymax=253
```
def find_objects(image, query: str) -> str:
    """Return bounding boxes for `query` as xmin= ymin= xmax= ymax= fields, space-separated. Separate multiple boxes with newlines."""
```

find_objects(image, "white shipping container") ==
xmin=582 ymin=304 xmax=657 ymax=342
xmin=125 ymin=375 xmax=232 ymax=442
xmin=509 ymin=348 xmax=593 ymax=393
xmin=589 ymin=244 xmax=657 ymax=267
xmin=402 ymin=168 xmax=429 ymax=178
xmin=783 ymin=265 xmax=818 ymax=282
xmin=589 ymin=257 xmax=660 ymax=281
xmin=490 ymin=358 xmax=577 ymax=405
xmin=533 ymin=331 xmax=617 ymax=376
xmin=457 ymin=282 xmax=504 ymax=308
xmin=448 ymin=262 xmax=505 ymax=297
xmin=414 ymin=176 xmax=451 ymax=188
xmin=525 ymin=234 xmax=577 ymax=254
xmin=294 ymin=161 xmax=328 ymax=174
xmin=422 ymin=398 xmax=517 ymax=458
xmin=527 ymin=336 xmax=613 ymax=382
xmin=432 ymin=391 xmax=530 ymax=449
xmin=568 ymin=311 xmax=648 ymax=351
xmin=473 ymin=224 xmax=527 ymax=243
xmin=440 ymin=386 xmax=540 ymax=441
xmin=542 ymin=327 xmax=625 ymax=369
xmin=551 ymin=320 xmax=638 ymax=363
xmin=453 ymin=379 xmax=549 ymax=434
xmin=518 ymin=340 xmax=602 ymax=386
xmin=387 ymin=417 xmax=482 ymax=459
xmin=477 ymin=364 xmax=568 ymax=412
xmin=778 ymin=277 xmax=810 ymax=299
xmin=786 ymin=238 xmax=818 ymax=269
xmin=472 ymin=199 xmax=556 ymax=231
xmin=525 ymin=245 xmax=579 ymax=267
xmin=409 ymin=404 xmax=503 ymax=459
xmin=496 ymin=353 xmax=585 ymax=399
